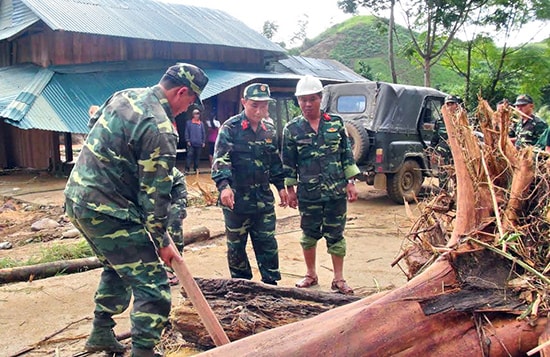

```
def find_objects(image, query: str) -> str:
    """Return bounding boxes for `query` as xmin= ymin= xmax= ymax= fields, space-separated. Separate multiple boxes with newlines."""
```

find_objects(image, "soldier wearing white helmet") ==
xmin=282 ymin=75 xmax=360 ymax=295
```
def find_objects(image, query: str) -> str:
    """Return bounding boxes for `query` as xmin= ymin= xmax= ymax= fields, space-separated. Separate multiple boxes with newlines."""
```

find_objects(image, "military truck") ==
xmin=321 ymin=81 xmax=447 ymax=204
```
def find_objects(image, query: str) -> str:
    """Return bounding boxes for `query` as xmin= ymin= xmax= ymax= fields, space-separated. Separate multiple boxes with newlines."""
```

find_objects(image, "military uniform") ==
xmin=211 ymin=111 xmax=285 ymax=284
xmin=509 ymin=114 xmax=548 ymax=149
xmin=168 ymin=167 xmax=187 ymax=252
xmin=282 ymin=112 xmax=360 ymax=256
xmin=64 ymin=63 xmax=208 ymax=353
xmin=431 ymin=117 xmax=452 ymax=189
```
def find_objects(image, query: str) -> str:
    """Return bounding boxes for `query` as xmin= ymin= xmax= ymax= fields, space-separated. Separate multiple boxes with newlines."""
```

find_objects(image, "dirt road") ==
xmin=0 ymin=171 xmax=418 ymax=356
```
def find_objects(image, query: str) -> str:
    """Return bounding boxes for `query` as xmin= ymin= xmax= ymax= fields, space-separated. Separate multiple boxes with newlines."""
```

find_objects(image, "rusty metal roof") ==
xmin=5 ymin=0 xmax=284 ymax=54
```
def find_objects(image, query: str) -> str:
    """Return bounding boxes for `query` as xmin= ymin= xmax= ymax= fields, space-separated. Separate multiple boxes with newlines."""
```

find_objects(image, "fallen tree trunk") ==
xmin=197 ymin=259 xmax=546 ymax=356
xmin=183 ymin=226 xmax=211 ymax=245
xmin=171 ymin=278 xmax=363 ymax=348
xmin=0 ymin=257 xmax=102 ymax=284
xmin=0 ymin=226 xmax=211 ymax=284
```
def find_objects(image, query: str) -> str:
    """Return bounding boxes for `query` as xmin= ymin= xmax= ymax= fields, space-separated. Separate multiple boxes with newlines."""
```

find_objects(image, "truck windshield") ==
xmin=336 ymin=95 xmax=366 ymax=113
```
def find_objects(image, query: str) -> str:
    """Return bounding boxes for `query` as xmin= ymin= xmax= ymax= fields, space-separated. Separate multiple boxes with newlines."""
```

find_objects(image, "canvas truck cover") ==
xmin=321 ymin=81 xmax=447 ymax=134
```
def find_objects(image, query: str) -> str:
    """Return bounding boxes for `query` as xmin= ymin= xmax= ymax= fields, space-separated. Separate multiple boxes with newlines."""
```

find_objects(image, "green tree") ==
xmin=338 ymin=0 xmax=399 ymax=83
xmin=262 ymin=20 xmax=279 ymax=40
xmin=290 ymin=15 xmax=309 ymax=46
xmin=339 ymin=0 xmax=488 ymax=87
xmin=441 ymin=0 xmax=550 ymax=108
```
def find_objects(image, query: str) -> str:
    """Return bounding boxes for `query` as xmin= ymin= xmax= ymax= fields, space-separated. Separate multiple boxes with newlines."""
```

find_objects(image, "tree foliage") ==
xmin=440 ymin=0 xmax=550 ymax=109
xmin=338 ymin=0 xmax=488 ymax=86
xmin=262 ymin=21 xmax=279 ymax=40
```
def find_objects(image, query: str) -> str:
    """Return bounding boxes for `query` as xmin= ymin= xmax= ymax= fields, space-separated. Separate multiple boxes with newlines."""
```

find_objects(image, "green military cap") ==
xmin=243 ymin=83 xmax=274 ymax=101
xmin=164 ymin=63 xmax=209 ymax=106
xmin=514 ymin=94 xmax=533 ymax=106
xmin=444 ymin=95 xmax=460 ymax=104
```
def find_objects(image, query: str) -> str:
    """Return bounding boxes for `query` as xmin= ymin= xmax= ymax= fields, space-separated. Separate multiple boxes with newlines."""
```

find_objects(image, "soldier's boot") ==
xmin=84 ymin=313 xmax=126 ymax=353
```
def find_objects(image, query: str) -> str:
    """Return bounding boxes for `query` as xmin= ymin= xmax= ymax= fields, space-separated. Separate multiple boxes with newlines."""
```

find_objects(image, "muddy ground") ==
xmin=0 ymin=170 xmax=429 ymax=356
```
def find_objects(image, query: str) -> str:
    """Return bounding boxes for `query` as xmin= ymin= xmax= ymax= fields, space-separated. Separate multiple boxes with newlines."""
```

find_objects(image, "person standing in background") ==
xmin=431 ymin=95 xmax=460 ymax=190
xmin=212 ymin=83 xmax=288 ymax=286
xmin=206 ymin=111 xmax=221 ymax=167
xmin=282 ymin=75 xmax=359 ymax=295
xmin=65 ymin=63 xmax=208 ymax=357
xmin=185 ymin=108 xmax=206 ymax=173
xmin=509 ymin=94 xmax=547 ymax=149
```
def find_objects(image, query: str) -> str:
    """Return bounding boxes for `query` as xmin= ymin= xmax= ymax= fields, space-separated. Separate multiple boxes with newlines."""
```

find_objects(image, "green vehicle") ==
xmin=321 ymin=81 xmax=447 ymax=204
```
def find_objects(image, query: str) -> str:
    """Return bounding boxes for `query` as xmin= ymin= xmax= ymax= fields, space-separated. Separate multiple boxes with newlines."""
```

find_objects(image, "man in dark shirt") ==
xmin=211 ymin=83 xmax=288 ymax=286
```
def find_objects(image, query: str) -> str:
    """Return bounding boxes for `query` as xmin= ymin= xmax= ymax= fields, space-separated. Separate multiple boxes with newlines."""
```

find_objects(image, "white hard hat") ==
xmin=295 ymin=75 xmax=323 ymax=97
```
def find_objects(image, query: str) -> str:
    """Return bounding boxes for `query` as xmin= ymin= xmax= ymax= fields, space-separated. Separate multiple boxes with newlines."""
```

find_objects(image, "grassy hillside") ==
xmin=299 ymin=15 xmax=461 ymax=90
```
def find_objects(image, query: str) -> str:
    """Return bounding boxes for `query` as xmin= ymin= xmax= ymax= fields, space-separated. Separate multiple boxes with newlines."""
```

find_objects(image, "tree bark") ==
xmin=197 ymin=260 xmax=546 ymax=356
xmin=171 ymin=278 xmax=362 ymax=348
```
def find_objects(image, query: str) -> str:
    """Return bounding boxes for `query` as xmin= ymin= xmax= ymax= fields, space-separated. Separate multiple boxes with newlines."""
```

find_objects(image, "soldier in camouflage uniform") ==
xmin=282 ymin=75 xmax=360 ymax=295
xmin=431 ymin=95 xmax=460 ymax=190
xmin=211 ymin=83 xmax=288 ymax=286
xmin=509 ymin=94 xmax=548 ymax=149
xmin=64 ymin=63 xmax=208 ymax=357
xmin=165 ymin=167 xmax=187 ymax=285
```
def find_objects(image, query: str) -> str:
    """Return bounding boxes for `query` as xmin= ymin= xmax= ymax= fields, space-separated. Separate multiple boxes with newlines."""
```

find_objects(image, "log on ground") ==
xmin=0 ymin=226 xmax=211 ymax=284
xmin=196 ymin=259 xmax=547 ymax=356
xmin=170 ymin=278 xmax=362 ymax=348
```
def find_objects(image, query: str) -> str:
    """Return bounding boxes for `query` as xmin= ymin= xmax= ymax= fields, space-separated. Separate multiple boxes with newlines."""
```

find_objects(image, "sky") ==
xmin=166 ymin=0 xmax=550 ymax=47
xmin=166 ymin=0 xmax=356 ymax=44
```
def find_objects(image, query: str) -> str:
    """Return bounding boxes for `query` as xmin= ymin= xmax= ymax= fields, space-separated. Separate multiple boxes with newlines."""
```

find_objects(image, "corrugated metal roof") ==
xmin=13 ymin=0 xmax=285 ymax=53
xmin=0 ymin=64 xmax=42 ymax=111
xmin=279 ymin=56 xmax=367 ymax=82
xmin=0 ymin=0 xmax=39 ymax=41
xmin=1 ymin=63 xmax=303 ymax=133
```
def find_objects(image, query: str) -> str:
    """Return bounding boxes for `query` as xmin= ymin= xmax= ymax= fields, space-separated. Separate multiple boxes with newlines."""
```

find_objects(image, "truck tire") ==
xmin=387 ymin=160 xmax=424 ymax=204
xmin=344 ymin=120 xmax=369 ymax=163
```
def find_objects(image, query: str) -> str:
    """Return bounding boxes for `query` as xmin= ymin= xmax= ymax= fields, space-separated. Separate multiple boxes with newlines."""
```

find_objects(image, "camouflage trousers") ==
xmin=167 ymin=197 xmax=187 ymax=253
xmin=65 ymin=199 xmax=171 ymax=350
xmin=435 ymin=144 xmax=453 ymax=189
xmin=299 ymin=197 xmax=347 ymax=257
xmin=222 ymin=208 xmax=281 ymax=283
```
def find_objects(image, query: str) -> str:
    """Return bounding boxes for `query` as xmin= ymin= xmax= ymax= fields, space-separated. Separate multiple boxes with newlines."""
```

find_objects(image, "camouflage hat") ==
xmin=164 ymin=63 xmax=209 ymax=106
xmin=444 ymin=95 xmax=460 ymax=104
xmin=243 ymin=83 xmax=274 ymax=101
xmin=513 ymin=94 xmax=533 ymax=106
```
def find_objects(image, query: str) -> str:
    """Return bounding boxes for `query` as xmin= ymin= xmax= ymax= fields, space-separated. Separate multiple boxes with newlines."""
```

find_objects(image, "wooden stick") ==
xmin=167 ymin=233 xmax=230 ymax=346
xmin=527 ymin=339 xmax=550 ymax=356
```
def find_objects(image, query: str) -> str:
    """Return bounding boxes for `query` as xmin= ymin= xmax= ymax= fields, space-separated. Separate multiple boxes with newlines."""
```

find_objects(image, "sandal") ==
xmin=331 ymin=279 xmax=354 ymax=295
xmin=295 ymin=274 xmax=318 ymax=288
xmin=167 ymin=271 xmax=179 ymax=286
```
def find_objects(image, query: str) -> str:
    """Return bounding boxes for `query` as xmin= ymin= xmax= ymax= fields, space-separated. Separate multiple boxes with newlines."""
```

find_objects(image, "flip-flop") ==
xmin=295 ymin=274 xmax=318 ymax=288
xmin=167 ymin=271 xmax=179 ymax=286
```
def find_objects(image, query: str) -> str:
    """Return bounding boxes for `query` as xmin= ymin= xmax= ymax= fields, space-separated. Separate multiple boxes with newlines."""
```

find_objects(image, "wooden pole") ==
xmin=170 ymin=257 xmax=231 ymax=346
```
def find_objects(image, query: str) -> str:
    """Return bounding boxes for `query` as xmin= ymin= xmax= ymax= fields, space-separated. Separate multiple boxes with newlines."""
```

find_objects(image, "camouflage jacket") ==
xmin=282 ymin=112 xmax=360 ymax=202
xmin=430 ymin=117 xmax=449 ymax=149
xmin=211 ymin=111 xmax=285 ymax=214
xmin=64 ymin=85 xmax=178 ymax=248
xmin=509 ymin=114 xmax=548 ymax=149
